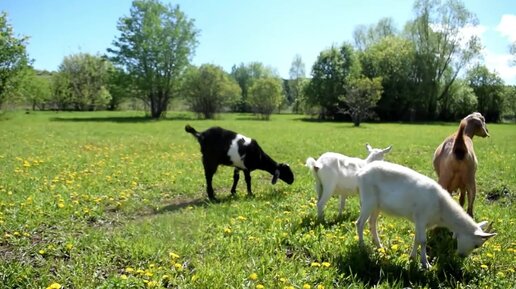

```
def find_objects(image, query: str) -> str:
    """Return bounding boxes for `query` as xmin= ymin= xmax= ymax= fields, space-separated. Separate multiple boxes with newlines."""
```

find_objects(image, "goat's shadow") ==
xmin=156 ymin=195 xmax=238 ymax=214
xmin=328 ymin=228 xmax=475 ymax=287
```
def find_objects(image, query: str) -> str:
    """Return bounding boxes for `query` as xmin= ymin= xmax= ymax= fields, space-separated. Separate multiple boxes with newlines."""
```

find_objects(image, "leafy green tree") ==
xmin=340 ymin=76 xmax=383 ymax=126
xmin=502 ymin=85 xmax=516 ymax=121
xmin=230 ymin=62 xmax=276 ymax=112
xmin=183 ymin=64 xmax=241 ymax=119
xmin=467 ymin=65 xmax=505 ymax=122
xmin=446 ymin=79 xmax=478 ymax=120
xmin=405 ymin=0 xmax=481 ymax=120
xmin=56 ymin=53 xmax=112 ymax=110
xmin=0 ymin=12 xmax=30 ymax=109
xmin=353 ymin=17 xmax=398 ymax=51
xmin=109 ymin=0 xmax=198 ymax=118
xmin=288 ymin=54 xmax=306 ymax=112
xmin=360 ymin=36 xmax=416 ymax=120
xmin=106 ymin=66 xmax=136 ymax=110
xmin=18 ymin=69 xmax=52 ymax=110
xmin=304 ymin=43 xmax=360 ymax=119
xmin=248 ymin=77 xmax=284 ymax=120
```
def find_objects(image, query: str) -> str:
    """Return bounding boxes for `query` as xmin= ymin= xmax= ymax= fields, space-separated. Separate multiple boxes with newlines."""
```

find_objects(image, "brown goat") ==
xmin=432 ymin=112 xmax=489 ymax=217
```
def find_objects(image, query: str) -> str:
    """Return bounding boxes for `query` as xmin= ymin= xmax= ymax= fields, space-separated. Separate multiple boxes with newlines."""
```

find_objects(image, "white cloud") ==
xmin=496 ymin=14 xmax=516 ymax=42
xmin=482 ymin=49 xmax=516 ymax=85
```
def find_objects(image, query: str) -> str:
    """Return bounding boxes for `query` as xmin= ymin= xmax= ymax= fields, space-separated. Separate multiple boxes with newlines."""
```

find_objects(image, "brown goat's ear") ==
xmin=271 ymin=169 xmax=280 ymax=184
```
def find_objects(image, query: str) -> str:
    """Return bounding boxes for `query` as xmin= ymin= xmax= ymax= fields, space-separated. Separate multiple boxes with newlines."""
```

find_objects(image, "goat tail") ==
xmin=305 ymin=157 xmax=321 ymax=173
xmin=185 ymin=124 xmax=201 ymax=140
xmin=452 ymin=119 xmax=467 ymax=160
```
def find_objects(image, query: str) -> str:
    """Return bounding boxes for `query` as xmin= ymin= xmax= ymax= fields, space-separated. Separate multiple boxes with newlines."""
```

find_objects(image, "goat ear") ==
xmin=271 ymin=169 xmax=280 ymax=185
xmin=366 ymin=143 xmax=372 ymax=152
xmin=475 ymin=230 xmax=496 ymax=239
xmin=477 ymin=221 xmax=489 ymax=229
xmin=383 ymin=145 xmax=392 ymax=153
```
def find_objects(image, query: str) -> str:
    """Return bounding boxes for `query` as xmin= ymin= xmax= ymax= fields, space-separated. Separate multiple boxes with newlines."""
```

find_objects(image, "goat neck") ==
xmin=438 ymin=190 xmax=478 ymax=234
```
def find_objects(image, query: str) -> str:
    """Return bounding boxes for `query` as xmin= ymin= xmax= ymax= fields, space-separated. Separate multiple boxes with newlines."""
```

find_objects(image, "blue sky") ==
xmin=2 ymin=0 xmax=515 ymax=84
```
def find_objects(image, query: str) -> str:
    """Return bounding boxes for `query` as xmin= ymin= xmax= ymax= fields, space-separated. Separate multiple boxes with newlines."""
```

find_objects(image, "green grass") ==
xmin=0 ymin=111 xmax=515 ymax=289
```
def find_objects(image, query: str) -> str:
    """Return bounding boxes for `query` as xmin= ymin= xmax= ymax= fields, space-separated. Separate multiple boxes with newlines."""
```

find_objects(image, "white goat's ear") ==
xmin=366 ymin=144 xmax=372 ymax=152
xmin=383 ymin=145 xmax=392 ymax=153
xmin=475 ymin=230 xmax=496 ymax=239
xmin=477 ymin=221 xmax=489 ymax=229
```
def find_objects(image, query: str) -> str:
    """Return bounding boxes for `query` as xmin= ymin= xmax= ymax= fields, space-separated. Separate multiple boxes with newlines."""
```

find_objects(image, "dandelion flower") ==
xmin=303 ymin=284 xmax=311 ymax=289
xmin=322 ymin=262 xmax=331 ymax=268
xmin=311 ymin=262 xmax=321 ymax=267
xmin=481 ymin=264 xmax=488 ymax=269
xmin=317 ymin=285 xmax=325 ymax=289
xmin=125 ymin=267 xmax=134 ymax=273
xmin=38 ymin=249 xmax=46 ymax=255
xmin=256 ymin=284 xmax=265 ymax=289
xmin=249 ymin=272 xmax=258 ymax=280
xmin=496 ymin=272 xmax=505 ymax=278
xmin=120 ymin=274 xmax=128 ymax=280
xmin=169 ymin=252 xmax=180 ymax=259
xmin=224 ymin=227 xmax=232 ymax=234
xmin=46 ymin=283 xmax=61 ymax=289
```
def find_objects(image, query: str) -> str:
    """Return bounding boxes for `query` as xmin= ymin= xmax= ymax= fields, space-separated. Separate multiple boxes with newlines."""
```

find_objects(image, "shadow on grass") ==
xmin=50 ymin=113 xmax=195 ymax=123
xmin=330 ymin=228 xmax=477 ymax=288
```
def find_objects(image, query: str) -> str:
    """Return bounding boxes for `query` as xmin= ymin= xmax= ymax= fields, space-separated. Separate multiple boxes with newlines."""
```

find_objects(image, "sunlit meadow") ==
xmin=0 ymin=111 xmax=514 ymax=288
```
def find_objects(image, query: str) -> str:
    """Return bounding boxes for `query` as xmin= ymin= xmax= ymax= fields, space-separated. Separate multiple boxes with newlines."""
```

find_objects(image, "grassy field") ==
xmin=0 ymin=111 xmax=514 ymax=289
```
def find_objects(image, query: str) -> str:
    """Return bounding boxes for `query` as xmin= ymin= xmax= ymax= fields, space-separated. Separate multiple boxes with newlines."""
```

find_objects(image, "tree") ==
xmin=443 ymin=79 xmax=477 ymax=120
xmin=18 ymin=69 xmax=52 ymax=110
xmin=56 ymin=53 xmax=112 ymax=110
xmin=109 ymin=0 xmax=198 ymax=118
xmin=353 ymin=17 xmax=398 ymax=51
xmin=340 ymin=76 xmax=383 ymax=126
xmin=230 ymin=62 xmax=275 ymax=112
xmin=405 ymin=0 xmax=481 ymax=120
xmin=183 ymin=64 xmax=241 ymax=119
xmin=467 ymin=65 xmax=505 ymax=122
xmin=360 ymin=36 xmax=416 ymax=121
xmin=304 ymin=43 xmax=360 ymax=119
xmin=248 ymin=77 xmax=284 ymax=120
xmin=0 ymin=12 xmax=30 ymax=109
xmin=106 ymin=66 xmax=136 ymax=110
xmin=288 ymin=54 xmax=306 ymax=112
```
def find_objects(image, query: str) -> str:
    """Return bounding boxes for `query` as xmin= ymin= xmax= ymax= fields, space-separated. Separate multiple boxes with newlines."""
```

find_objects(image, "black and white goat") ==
xmin=185 ymin=125 xmax=294 ymax=200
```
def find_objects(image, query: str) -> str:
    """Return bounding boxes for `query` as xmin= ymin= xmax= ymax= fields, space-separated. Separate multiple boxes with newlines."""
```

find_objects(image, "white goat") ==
xmin=356 ymin=161 xmax=496 ymax=269
xmin=306 ymin=144 xmax=392 ymax=220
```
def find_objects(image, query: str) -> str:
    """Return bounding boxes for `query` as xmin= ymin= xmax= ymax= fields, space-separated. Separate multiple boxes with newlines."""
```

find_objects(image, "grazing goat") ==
xmin=356 ymin=161 xmax=496 ymax=269
xmin=433 ymin=112 xmax=489 ymax=217
xmin=185 ymin=125 xmax=294 ymax=200
xmin=305 ymin=144 xmax=392 ymax=220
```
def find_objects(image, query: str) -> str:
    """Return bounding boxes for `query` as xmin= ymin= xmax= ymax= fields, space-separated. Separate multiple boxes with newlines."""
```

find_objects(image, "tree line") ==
xmin=1 ymin=0 xmax=515 ymax=124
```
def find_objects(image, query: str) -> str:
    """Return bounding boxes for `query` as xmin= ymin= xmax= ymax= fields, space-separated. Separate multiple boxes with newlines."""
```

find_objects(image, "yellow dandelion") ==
xmin=46 ymin=283 xmax=61 ymax=289
xmin=120 ymin=274 xmax=128 ymax=280
xmin=391 ymin=244 xmax=399 ymax=251
xmin=496 ymin=272 xmax=505 ymax=278
xmin=317 ymin=285 xmax=325 ymax=289
xmin=169 ymin=252 xmax=180 ymax=259
xmin=66 ymin=243 xmax=73 ymax=250
xmin=322 ymin=262 xmax=331 ymax=268
xmin=377 ymin=247 xmax=386 ymax=254
xmin=303 ymin=284 xmax=311 ymax=289
xmin=486 ymin=253 xmax=494 ymax=258
xmin=481 ymin=264 xmax=488 ymax=269
xmin=237 ymin=215 xmax=247 ymax=221
xmin=224 ymin=227 xmax=232 ymax=234
xmin=58 ymin=203 xmax=65 ymax=208
xmin=249 ymin=272 xmax=258 ymax=280
xmin=311 ymin=262 xmax=321 ymax=267
xmin=191 ymin=274 xmax=199 ymax=282
xmin=284 ymin=286 xmax=295 ymax=289
xmin=13 ymin=231 xmax=20 ymax=237
xmin=125 ymin=267 xmax=134 ymax=273
xmin=256 ymin=284 xmax=265 ymax=289
xmin=147 ymin=280 xmax=158 ymax=288
xmin=174 ymin=263 xmax=183 ymax=271
xmin=279 ymin=277 xmax=287 ymax=283
xmin=38 ymin=249 xmax=46 ymax=255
